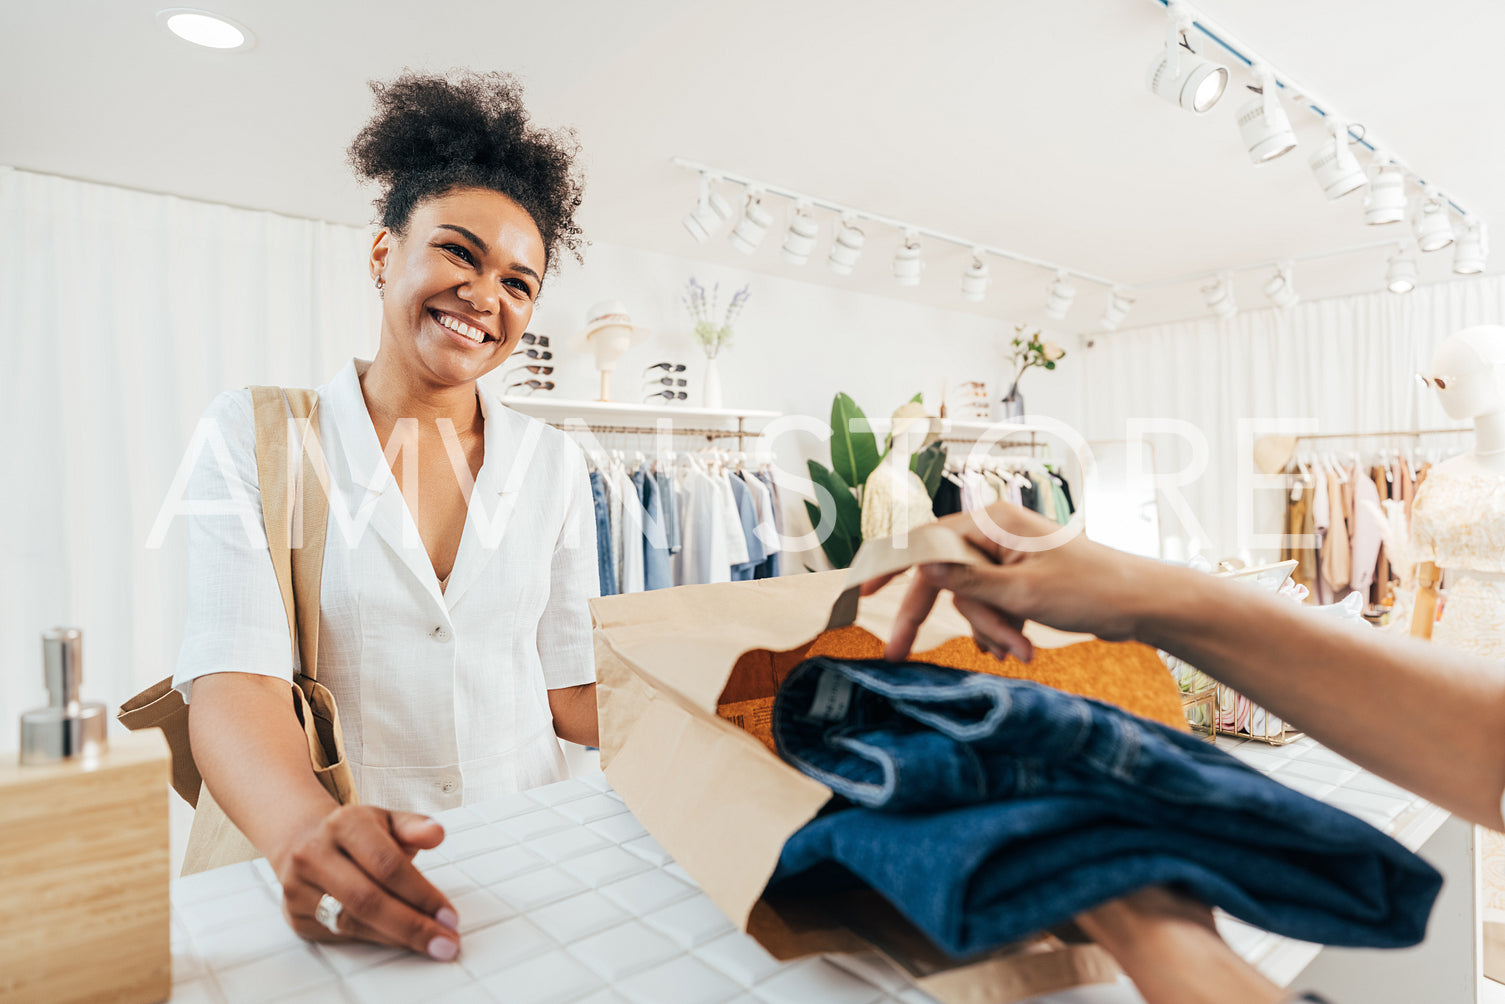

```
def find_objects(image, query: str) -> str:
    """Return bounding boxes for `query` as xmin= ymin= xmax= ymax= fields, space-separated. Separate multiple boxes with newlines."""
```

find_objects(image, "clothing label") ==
xmin=808 ymin=669 xmax=854 ymax=721
xmin=716 ymin=697 xmax=776 ymax=753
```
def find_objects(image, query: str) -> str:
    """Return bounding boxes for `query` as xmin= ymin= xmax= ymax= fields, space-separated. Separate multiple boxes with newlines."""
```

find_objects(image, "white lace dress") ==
xmin=1408 ymin=464 xmax=1505 ymax=918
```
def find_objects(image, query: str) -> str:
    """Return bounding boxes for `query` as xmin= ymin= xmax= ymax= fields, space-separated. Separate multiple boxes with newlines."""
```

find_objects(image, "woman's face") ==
xmin=369 ymin=187 xmax=546 ymax=389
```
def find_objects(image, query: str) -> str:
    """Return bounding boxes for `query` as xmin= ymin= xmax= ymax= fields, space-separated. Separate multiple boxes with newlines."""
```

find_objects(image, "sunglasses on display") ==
xmin=645 ymin=362 xmax=687 ymax=374
xmin=521 ymin=333 xmax=550 ymax=347
xmin=645 ymin=390 xmax=688 ymax=402
xmin=515 ymin=348 xmax=553 ymax=361
xmin=1415 ymin=372 xmax=1454 ymax=391
xmin=645 ymin=377 xmax=688 ymax=388
xmin=505 ymin=363 xmax=554 ymax=376
xmin=508 ymin=379 xmax=555 ymax=394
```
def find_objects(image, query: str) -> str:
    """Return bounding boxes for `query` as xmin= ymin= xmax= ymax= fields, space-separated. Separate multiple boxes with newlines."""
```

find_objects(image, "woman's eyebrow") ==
xmin=436 ymin=223 xmax=540 ymax=283
xmin=436 ymin=223 xmax=488 ymax=253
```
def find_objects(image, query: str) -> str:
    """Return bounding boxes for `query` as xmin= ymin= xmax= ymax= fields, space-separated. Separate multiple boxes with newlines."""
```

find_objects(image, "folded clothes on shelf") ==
xmin=767 ymin=658 xmax=1442 ymax=958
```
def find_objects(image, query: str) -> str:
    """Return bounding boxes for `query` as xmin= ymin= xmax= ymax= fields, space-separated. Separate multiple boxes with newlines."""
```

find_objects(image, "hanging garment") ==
xmin=634 ymin=469 xmax=673 ymax=592
xmin=1036 ymin=471 xmax=1059 ymax=522
xmin=1056 ymin=473 xmax=1075 ymax=515
xmin=612 ymin=463 xmax=645 ymax=594
xmin=740 ymin=471 xmax=780 ymax=580
xmin=1284 ymin=481 xmax=1316 ymax=598
xmin=769 ymin=658 xmax=1441 ymax=957
xmin=1049 ymin=475 xmax=1072 ymax=525
xmin=932 ymin=477 xmax=963 ymax=517
xmin=860 ymin=460 xmax=939 ymax=543
xmin=673 ymin=466 xmax=731 ymax=587
xmin=1348 ymin=468 xmax=1383 ymax=596
xmin=728 ymin=472 xmax=766 ymax=582
xmin=754 ymin=470 xmax=784 ymax=579
xmin=1311 ymin=470 xmax=1332 ymax=605
xmin=1371 ymin=465 xmax=1392 ymax=608
xmin=656 ymin=470 xmax=682 ymax=555
xmin=1321 ymin=468 xmax=1351 ymax=596
xmin=605 ymin=463 xmax=625 ymax=594
xmin=588 ymin=469 xmax=617 ymax=597
xmin=712 ymin=470 xmax=751 ymax=569
xmin=982 ymin=470 xmax=1010 ymax=509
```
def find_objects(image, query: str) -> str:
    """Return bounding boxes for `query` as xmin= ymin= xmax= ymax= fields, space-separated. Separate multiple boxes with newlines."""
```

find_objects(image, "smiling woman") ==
xmin=169 ymin=71 xmax=597 ymax=963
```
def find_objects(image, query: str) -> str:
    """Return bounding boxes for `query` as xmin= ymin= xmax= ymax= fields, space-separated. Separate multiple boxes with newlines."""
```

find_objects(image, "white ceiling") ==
xmin=4 ymin=0 xmax=1501 ymax=329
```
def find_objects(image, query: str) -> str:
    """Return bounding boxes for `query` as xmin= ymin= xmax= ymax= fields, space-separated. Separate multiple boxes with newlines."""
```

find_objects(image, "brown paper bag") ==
xmin=594 ymin=522 xmax=1185 ymax=1003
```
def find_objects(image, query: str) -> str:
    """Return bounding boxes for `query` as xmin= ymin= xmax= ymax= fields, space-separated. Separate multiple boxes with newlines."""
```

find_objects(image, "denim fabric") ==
xmin=635 ymin=469 xmax=673 ymax=591
xmin=655 ymin=471 xmax=681 ymax=554
xmin=588 ymin=471 xmax=616 ymax=597
xmin=728 ymin=471 xmax=764 ymax=582
xmin=769 ymin=658 xmax=1441 ymax=956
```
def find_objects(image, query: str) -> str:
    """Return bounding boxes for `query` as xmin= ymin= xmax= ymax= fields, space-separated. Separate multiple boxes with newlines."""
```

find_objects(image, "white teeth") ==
xmin=435 ymin=311 xmax=485 ymax=343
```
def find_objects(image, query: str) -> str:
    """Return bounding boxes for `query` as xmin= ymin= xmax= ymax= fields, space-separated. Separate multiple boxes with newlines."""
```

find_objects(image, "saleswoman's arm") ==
xmin=190 ymin=673 xmax=461 ymax=959
xmin=549 ymin=682 xmax=599 ymax=747
xmin=874 ymin=502 xmax=1505 ymax=830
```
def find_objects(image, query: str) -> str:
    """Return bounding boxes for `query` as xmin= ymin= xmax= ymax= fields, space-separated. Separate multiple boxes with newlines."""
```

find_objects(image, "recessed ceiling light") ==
xmin=157 ymin=8 xmax=256 ymax=51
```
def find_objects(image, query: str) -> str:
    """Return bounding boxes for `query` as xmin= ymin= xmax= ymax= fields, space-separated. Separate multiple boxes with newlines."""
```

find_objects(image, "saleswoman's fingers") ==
xmin=954 ymin=595 xmax=1034 ymax=662
xmin=859 ymin=570 xmax=903 ymax=597
xmin=885 ymin=567 xmax=945 ymax=662
xmin=292 ymin=842 xmax=459 ymax=961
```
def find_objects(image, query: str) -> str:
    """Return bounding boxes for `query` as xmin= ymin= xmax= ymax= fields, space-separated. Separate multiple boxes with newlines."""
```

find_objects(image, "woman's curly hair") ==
xmin=347 ymin=70 xmax=585 ymax=276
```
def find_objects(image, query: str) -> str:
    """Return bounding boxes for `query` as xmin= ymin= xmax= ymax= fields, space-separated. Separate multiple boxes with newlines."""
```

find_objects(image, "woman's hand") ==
xmin=1076 ymin=888 xmax=1285 ymax=1004
xmin=270 ymin=804 xmax=461 ymax=961
xmin=863 ymin=501 xmax=1167 ymax=662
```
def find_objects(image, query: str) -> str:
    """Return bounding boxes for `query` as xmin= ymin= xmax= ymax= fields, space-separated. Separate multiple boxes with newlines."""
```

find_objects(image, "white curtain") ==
xmin=0 ymin=169 xmax=380 ymax=750
xmin=1080 ymin=275 xmax=1505 ymax=563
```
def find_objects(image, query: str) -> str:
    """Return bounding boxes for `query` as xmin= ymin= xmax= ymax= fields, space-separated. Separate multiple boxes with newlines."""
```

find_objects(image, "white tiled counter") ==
xmin=166 ymin=739 xmax=1470 ymax=1004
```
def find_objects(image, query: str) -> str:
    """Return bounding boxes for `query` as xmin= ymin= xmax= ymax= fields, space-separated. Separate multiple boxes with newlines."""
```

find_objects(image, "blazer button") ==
xmin=433 ymin=625 xmax=452 ymax=642
xmin=440 ymin=779 xmax=457 ymax=794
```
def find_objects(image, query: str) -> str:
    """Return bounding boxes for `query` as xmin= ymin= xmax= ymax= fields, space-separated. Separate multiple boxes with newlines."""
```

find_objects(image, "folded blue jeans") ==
xmin=769 ymin=658 xmax=1441 ymax=957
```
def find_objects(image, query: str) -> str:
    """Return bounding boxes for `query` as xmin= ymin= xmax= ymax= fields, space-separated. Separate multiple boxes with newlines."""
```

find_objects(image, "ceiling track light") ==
xmin=729 ymin=189 xmax=772 ymax=255
xmin=1363 ymin=156 xmax=1407 ymax=226
xmin=960 ymin=249 xmax=990 ymax=302
xmin=1044 ymin=271 xmax=1077 ymax=320
xmin=1237 ymin=65 xmax=1296 ymax=164
xmin=1308 ymin=120 xmax=1365 ymax=200
xmin=1146 ymin=4 xmax=1228 ymax=114
xmin=1414 ymin=188 xmax=1454 ymax=253
xmin=1203 ymin=274 xmax=1237 ymax=319
xmin=780 ymin=201 xmax=819 ymax=266
xmin=1099 ymin=288 xmax=1134 ymax=330
xmin=1454 ymin=219 xmax=1489 ymax=275
xmin=1386 ymin=245 xmax=1418 ymax=294
xmin=828 ymin=214 xmax=865 ymax=275
xmin=892 ymin=229 xmax=924 ymax=286
xmin=682 ymin=174 xmax=731 ymax=242
xmin=1264 ymin=260 xmax=1298 ymax=309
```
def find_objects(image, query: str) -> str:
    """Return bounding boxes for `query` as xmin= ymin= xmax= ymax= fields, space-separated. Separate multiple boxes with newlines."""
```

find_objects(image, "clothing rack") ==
xmin=550 ymin=421 xmax=756 ymax=448
xmin=1292 ymin=427 xmax=1470 ymax=442
xmin=499 ymin=398 xmax=781 ymax=451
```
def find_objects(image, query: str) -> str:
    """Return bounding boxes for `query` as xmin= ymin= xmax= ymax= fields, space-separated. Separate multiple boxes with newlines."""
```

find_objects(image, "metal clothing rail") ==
xmin=544 ymin=418 xmax=756 ymax=449
xmin=1293 ymin=427 xmax=1472 ymax=442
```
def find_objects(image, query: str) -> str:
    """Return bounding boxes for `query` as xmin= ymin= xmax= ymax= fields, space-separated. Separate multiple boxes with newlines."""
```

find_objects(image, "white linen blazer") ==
xmin=172 ymin=359 xmax=599 ymax=813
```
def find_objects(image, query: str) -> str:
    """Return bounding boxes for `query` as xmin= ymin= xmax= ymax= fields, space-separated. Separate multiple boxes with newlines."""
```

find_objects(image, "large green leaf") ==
xmin=910 ymin=442 xmax=947 ymax=499
xmin=829 ymin=393 xmax=880 ymax=491
xmin=804 ymin=459 xmax=862 ymax=569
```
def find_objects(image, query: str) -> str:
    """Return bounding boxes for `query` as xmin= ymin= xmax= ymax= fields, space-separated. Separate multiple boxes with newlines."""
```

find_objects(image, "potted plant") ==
xmin=683 ymin=278 xmax=749 ymax=409
xmin=1001 ymin=324 xmax=1066 ymax=420
xmin=805 ymin=392 xmax=947 ymax=569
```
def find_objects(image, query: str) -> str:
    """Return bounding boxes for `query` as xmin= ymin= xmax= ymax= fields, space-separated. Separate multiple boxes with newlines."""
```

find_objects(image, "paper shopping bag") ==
xmin=593 ymin=521 xmax=1185 ymax=1003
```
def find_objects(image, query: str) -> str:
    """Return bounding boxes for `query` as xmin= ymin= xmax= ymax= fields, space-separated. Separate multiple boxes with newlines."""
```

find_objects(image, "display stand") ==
xmin=500 ymin=397 xmax=780 ymax=450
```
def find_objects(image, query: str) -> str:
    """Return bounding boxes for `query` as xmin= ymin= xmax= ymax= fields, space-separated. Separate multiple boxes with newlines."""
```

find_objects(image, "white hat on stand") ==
xmin=571 ymin=300 xmax=651 ymax=402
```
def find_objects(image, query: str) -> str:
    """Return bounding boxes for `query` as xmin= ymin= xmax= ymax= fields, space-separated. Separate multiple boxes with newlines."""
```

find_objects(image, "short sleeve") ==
xmin=171 ymin=390 xmax=296 ymax=702
xmin=538 ymin=442 xmax=599 ymax=690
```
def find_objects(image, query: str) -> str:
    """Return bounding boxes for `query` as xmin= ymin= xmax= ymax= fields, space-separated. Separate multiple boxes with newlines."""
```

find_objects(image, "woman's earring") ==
xmin=374 ymin=273 xmax=386 ymax=296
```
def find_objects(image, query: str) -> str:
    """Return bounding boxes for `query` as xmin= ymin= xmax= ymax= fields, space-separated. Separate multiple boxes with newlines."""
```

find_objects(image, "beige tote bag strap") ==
xmin=249 ymin=387 xmax=328 ymax=680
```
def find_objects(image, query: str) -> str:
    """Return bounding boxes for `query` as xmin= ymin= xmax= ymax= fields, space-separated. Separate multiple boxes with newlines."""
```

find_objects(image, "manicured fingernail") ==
xmin=436 ymin=907 xmax=459 ymax=931
xmin=428 ymin=935 xmax=459 ymax=961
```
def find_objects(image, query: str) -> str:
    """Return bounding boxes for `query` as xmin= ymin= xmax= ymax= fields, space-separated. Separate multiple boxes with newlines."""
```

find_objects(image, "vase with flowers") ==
xmin=683 ymin=277 xmax=750 ymax=409
xmin=1001 ymin=324 xmax=1066 ymax=420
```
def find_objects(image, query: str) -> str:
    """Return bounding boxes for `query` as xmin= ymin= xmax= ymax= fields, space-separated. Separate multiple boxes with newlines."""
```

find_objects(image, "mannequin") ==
xmin=1411 ymin=325 xmax=1505 ymax=979
xmin=1426 ymin=324 xmax=1505 ymax=475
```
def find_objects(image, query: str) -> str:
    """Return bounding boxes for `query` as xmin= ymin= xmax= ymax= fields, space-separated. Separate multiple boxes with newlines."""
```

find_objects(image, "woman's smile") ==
xmin=428 ymin=307 xmax=496 ymax=347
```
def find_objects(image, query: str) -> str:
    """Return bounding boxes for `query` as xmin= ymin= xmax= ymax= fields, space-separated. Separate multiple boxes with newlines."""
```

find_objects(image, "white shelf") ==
xmin=499 ymin=397 xmax=780 ymax=428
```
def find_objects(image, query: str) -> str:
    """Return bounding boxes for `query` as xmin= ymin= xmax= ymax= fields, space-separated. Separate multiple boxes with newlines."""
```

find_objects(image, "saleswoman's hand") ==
xmin=862 ymin=501 xmax=1165 ymax=661
xmin=270 ymin=804 xmax=460 ymax=961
